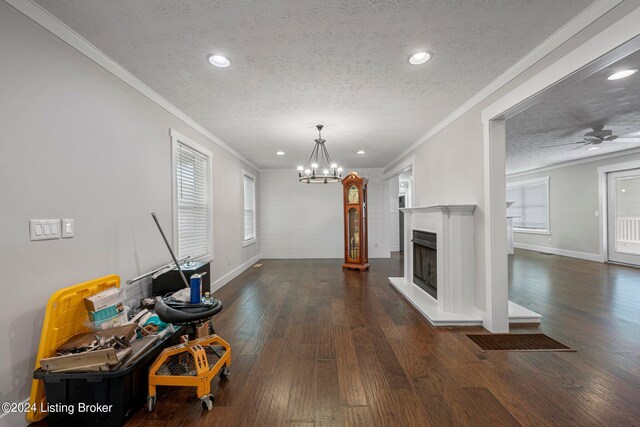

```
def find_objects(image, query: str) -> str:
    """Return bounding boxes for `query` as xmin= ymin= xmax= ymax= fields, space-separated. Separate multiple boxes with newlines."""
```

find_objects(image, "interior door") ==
xmin=608 ymin=168 xmax=640 ymax=266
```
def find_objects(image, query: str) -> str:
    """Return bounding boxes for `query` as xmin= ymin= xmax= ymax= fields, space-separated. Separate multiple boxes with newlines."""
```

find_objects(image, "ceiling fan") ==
xmin=543 ymin=126 xmax=640 ymax=149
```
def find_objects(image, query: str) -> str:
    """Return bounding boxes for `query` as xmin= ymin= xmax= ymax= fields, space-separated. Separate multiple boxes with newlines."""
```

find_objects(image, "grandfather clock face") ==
xmin=348 ymin=185 xmax=359 ymax=204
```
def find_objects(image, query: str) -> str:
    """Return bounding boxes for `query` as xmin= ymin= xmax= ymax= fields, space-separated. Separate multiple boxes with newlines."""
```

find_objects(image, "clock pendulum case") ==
xmin=342 ymin=172 xmax=369 ymax=271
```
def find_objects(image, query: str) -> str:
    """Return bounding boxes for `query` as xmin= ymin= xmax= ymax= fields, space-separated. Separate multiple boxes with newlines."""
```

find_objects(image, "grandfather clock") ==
xmin=342 ymin=172 xmax=369 ymax=270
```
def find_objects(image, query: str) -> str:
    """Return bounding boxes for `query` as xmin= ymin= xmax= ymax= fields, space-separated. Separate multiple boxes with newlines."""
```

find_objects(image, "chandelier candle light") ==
xmin=297 ymin=125 xmax=343 ymax=183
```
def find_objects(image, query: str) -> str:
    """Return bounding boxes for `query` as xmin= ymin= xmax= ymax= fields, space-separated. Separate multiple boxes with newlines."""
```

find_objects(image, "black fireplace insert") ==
xmin=412 ymin=230 xmax=437 ymax=299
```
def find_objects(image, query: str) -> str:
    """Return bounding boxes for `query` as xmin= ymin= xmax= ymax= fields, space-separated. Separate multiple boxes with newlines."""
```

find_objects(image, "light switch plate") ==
xmin=30 ymin=219 xmax=61 ymax=241
xmin=62 ymin=218 xmax=74 ymax=238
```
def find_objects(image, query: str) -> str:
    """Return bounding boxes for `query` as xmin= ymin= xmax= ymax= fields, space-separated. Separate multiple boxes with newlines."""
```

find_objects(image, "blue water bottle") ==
xmin=190 ymin=273 xmax=202 ymax=304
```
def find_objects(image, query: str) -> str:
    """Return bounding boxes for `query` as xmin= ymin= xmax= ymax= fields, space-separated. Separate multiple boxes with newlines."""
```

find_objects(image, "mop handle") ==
xmin=151 ymin=212 xmax=190 ymax=289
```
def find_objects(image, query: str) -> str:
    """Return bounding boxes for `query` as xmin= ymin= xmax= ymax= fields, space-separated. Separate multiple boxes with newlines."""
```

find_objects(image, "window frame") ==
xmin=170 ymin=128 xmax=214 ymax=261
xmin=242 ymin=170 xmax=257 ymax=247
xmin=507 ymin=176 xmax=551 ymax=235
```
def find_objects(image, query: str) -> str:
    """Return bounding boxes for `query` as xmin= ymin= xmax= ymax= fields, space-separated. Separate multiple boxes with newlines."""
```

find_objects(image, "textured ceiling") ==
xmin=507 ymin=49 xmax=640 ymax=175
xmin=35 ymin=0 xmax=595 ymax=169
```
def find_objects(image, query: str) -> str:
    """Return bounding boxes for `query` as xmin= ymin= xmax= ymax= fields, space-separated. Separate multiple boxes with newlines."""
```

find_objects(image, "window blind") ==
xmin=176 ymin=142 xmax=211 ymax=259
xmin=243 ymin=173 xmax=256 ymax=241
xmin=507 ymin=178 xmax=549 ymax=232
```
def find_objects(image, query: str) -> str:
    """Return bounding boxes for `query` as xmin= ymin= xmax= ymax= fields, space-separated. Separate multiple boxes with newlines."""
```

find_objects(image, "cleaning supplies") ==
xmin=189 ymin=273 xmax=207 ymax=304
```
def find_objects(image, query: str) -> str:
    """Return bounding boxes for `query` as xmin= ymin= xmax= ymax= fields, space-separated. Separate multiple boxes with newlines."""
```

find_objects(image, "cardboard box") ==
xmin=93 ymin=311 xmax=128 ymax=330
xmin=89 ymin=302 xmax=124 ymax=322
xmin=84 ymin=287 xmax=122 ymax=312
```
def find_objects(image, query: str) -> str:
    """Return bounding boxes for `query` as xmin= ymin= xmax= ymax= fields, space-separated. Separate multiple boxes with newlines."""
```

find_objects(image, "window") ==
xmin=243 ymin=171 xmax=257 ymax=246
xmin=507 ymin=177 xmax=550 ymax=234
xmin=171 ymin=129 xmax=213 ymax=260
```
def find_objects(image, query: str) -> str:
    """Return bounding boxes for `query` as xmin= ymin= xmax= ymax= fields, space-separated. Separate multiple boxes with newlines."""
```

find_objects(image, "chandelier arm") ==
xmin=305 ymin=143 xmax=317 ymax=169
xmin=314 ymin=143 xmax=320 ymax=166
xmin=322 ymin=142 xmax=333 ymax=167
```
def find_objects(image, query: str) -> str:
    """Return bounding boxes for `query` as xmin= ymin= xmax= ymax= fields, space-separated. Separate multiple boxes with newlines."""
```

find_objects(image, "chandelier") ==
xmin=297 ymin=125 xmax=343 ymax=183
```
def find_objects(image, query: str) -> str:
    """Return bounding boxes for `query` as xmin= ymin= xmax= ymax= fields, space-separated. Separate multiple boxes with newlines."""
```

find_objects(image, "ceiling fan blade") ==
xmin=612 ymin=137 xmax=640 ymax=142
xmin=618 ymin=131 xmax=640 ymax=138
xmin=570 ymin=143 xmax=590 ymax=150
xmin=541 ymin=141 xmax=584 ymax=148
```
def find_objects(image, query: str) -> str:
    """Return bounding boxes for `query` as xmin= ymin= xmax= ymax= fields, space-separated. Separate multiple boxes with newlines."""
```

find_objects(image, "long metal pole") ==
xmin=151 ymin=212 xmax=190 ymax=289
xmin=125 ymin=255 xmax=190 ymax=285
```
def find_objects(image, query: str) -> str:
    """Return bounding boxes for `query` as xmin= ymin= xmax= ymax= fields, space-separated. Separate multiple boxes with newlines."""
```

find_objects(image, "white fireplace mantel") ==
xmin=389 ymin=204 xmax=541 ymax=328
xmin=401 ymin=205 xmax=477 ymax=214
xmin=389 ymin=204 xmax=481 ymax=325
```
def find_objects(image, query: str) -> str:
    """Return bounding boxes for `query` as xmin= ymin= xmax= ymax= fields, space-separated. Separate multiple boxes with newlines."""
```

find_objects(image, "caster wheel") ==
xmin=201 ymin=395 xmax=214 ymax=411
xmin=147 ymin=395 xmax=156 ymax=412
xmin=219 ymin=366 xmax=230 ymax=379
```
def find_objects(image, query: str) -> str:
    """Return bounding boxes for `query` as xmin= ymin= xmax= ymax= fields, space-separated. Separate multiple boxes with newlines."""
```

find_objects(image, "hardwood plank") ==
xmin=121 ymin=252 xmax=640 ymax=427
xmin=461 ymin=387 xmax=521 ymax=427
xmin=286 ymin=343 xmax=318 ymax=422
xmin=315 ymin=358 xmax=342 ymax=427
xmin=343 ymin=406 xmax=375 ymax=427
xmin=333 ymin=324 xmax=368 ymax=407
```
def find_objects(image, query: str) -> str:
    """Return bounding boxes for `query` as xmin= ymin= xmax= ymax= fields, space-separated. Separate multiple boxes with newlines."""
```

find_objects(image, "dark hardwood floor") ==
xmin=125 ymin=250 xmax=640 ymax=426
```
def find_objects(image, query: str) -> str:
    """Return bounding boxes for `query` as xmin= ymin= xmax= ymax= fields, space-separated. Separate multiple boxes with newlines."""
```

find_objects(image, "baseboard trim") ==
xmin=210 ymin=253 xmax=262 ymax=293
xmin=514 ymin=243 xmax=601 ymax=262
xmin=0 ymin=398 xmax=29 ymax=427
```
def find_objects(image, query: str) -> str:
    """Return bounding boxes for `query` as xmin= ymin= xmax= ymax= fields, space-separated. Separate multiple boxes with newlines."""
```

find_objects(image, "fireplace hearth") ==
xmin=412 ymin=230 xmax=437 ymax=299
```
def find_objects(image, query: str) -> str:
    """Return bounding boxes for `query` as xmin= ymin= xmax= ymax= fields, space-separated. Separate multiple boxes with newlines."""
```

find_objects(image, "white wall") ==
xmin=260 ymin=169 xmax=389 ymax=258
xmin=389 ymin=176 xmax=400 ymax=251
xmin=0 ymin=1 xmax=260 ymax=416
xmin=384 ymin=2 xmax=639 ymax=315
xmin=507 ymin=151 xmax=640 ymax=259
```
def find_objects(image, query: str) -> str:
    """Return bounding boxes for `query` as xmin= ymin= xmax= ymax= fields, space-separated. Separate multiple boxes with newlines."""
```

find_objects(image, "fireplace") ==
xmin=412 ymin=230 xmax=437 ymax=299
xmin=389 ymin=205 xmax=480 ymax=326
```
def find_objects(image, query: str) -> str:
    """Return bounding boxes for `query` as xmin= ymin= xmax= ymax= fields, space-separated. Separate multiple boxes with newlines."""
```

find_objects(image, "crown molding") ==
xmin=4 ymin=0 xmax=259 ymax=171
xmin=506 ymin=147 xmax=640 ymax=178
xmin=384 ymin=0 xmax=624 ymax=171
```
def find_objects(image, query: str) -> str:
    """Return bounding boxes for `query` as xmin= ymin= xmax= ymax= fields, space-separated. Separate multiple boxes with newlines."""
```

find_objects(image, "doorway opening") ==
xmin=386 ymin=166 xmax=413 ymax=254
xmin=485 ymin=28 xmax=640 ymax=332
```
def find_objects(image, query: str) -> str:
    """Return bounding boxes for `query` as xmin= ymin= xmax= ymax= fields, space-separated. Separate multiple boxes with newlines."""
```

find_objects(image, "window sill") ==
xmin=242 ymin=238 xmax=257 ymax=247
xmin=187 ymin=254 xmax=214 ymax=264
xmin=514 ymin=229 xmax=550 ymax=236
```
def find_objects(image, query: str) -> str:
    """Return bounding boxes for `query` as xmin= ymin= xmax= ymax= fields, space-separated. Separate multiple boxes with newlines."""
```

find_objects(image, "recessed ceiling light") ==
xmin=207 ymin=54 xmax=230 ymax=68
xmin=276 ymin=151 xmax=285 ymax=156
xmin=607 ymin=69 xmax=637 ymax=80
xmin=357 ymin=150 xmax=366 ymax=155
xmin=587 ymin=146 xmax=601 ymax=151
xmin=409 ymin=51 xmax=432 ymax=65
